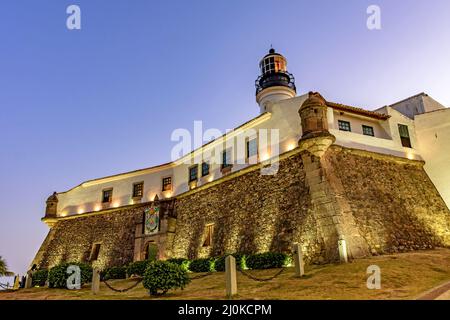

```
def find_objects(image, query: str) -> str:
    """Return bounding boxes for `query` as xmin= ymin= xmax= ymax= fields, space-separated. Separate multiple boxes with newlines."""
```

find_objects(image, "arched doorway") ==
xmin=144 ymin=242 xmax=158 ymax=261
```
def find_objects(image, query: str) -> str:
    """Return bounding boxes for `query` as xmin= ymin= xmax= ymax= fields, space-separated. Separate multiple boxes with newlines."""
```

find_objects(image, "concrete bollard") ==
xmin=292 ymin=243 xmax=305 ymax=277
xmin=225 ymin=255 xmax=237 ymax=299
xmin=91 ymin=268 xmax=101 ymax=295
xmin=25 ymin=272 xmax=33 ymax=289
xmin=338 ymin=238 xmax=348 ymax=263
xmin=13 ymin=275 xmax=20 ymax=290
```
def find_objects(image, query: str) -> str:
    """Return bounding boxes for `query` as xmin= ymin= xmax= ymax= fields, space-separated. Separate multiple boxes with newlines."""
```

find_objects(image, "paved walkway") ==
xmin=417 ymin=280 xmax=450 ymax=300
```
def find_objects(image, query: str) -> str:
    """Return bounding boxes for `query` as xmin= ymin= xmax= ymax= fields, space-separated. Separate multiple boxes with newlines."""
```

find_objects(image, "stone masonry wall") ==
xmin=34 ymin=205 xmax=146 ymax=270
xmin=170 ymin=146 xmax=450 ymax=264
xmin=324 ymin=146 xmax=450 ymax=255
xmin=171 ymin=152 xmax=325 ymax=264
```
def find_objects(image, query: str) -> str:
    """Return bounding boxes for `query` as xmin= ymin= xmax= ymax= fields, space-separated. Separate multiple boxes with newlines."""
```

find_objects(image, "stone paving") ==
xmin=417 ymin=280 xmax=450 ymax=300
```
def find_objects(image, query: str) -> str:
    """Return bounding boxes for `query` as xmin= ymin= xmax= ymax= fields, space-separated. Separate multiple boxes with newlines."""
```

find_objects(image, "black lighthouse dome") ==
xmin=255 ymin=48 xmax=296 ymax=95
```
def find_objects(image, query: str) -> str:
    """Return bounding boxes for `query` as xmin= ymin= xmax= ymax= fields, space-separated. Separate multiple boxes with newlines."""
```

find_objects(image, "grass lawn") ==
xmin=2 ymin=248 xmax=450 ymax=300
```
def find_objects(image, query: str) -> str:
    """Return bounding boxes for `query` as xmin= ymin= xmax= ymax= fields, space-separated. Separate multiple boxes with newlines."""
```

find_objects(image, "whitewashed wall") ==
xmin=415 ymin=108 xmax=450 ymax=209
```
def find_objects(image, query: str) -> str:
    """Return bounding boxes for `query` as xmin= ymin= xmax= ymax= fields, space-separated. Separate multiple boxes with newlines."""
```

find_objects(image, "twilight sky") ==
xmin=0 ymin=0 xmax=449 ymax=275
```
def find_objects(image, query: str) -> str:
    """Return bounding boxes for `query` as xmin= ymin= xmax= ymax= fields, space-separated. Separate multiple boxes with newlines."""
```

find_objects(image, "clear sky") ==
xmin=0 ymin=0 xmax=449 ymax=275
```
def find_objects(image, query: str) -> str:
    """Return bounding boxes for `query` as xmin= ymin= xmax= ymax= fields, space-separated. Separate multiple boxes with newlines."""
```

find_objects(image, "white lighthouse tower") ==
xmin=255 ymin=48 xmax=297 ymax=113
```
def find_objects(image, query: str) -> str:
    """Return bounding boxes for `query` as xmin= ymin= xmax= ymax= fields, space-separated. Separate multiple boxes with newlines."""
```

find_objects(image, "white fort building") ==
xmin=46 ymin=48 xmax=450 ymax=219
xmin=34 ymin=49 xmax=450 ymax=268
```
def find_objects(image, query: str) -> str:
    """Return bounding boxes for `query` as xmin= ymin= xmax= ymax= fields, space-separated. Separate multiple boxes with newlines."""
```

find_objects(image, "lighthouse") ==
xmin=255 ymin=48 xmax=296 ymax=113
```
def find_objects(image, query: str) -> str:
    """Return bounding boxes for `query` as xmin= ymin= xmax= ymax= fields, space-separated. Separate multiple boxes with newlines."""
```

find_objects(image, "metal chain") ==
xmin=188 ymin=272 xmax=214 ymax=280
xmin=238 ymin=268 xmax=285 ymax=282
xmin=102 ymin=278 xmax=143 ymax=293
xmin=0 ymin=283 xmax=12 ymax=289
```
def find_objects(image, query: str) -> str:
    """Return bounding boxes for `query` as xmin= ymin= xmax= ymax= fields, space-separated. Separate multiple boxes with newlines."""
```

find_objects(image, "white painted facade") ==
xmin=415 ymin=108 xmax=450 ymax=209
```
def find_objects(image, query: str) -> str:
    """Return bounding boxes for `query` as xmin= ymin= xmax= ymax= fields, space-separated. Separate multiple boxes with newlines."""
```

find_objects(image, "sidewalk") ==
xmin=417 ymin=280 xmax=450 ymax=300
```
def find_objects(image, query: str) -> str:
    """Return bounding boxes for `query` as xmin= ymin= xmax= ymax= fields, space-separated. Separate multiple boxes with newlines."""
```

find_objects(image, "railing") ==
xmin=255 ymin=71 xmax=296 ymax=94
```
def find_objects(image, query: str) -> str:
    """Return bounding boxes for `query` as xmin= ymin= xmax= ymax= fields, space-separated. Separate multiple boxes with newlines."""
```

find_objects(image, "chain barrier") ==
xmin=0 ymin=283 xmax=12 ymax=289
xmin=188 ymin=272 xmax=214 ymax=280
xmin=98 ymin=266 xmax=284 ymax=292
xmin=238 ymin=268 xmax=285 ymax=282
xmin=101 ymin=271 xmax=214 ymax=293
xmin=102 ymin=278 xmax=143 ymax=293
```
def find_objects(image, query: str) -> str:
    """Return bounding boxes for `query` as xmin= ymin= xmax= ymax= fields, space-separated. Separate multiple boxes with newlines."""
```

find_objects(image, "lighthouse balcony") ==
xmin=255 ymin=71 xmax=296 ymax=95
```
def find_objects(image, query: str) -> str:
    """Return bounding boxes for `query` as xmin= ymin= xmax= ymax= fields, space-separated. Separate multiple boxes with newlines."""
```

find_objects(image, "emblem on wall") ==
xmin=144 ymin=206 xmax=160 ymax=235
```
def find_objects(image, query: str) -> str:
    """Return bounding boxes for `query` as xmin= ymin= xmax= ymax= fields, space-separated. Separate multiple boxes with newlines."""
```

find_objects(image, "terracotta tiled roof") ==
xmin=326 ymin=101 xmax=391 ymax=120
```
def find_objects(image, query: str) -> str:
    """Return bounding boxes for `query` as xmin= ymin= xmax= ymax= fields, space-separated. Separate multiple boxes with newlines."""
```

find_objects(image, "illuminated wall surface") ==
xmin=33 ymin=145 xmax=450 ymax=269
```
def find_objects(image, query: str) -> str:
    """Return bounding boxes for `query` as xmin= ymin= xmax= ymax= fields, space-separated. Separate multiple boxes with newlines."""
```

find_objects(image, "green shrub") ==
xmin=101 ymin=266 xmax=127 ymax=281
xmin=189 ymin=258 xmax=215 ymax=273
xmin=143 ymin=261 xmax=190 ymax=296
xmin=126 ymin=260 xmax=150 ymax=277
xmin=166 ymin=258 xmax=191 ymax=271
xmin=48 ymin=262 xmax=92 ymax=289
xmin=246 ymin=252 xmax=291 ymax=270
xmin=32 ymin=269 xmax=48 ymax=287
xmin=215 ymin=254 xmax=246 ymax=272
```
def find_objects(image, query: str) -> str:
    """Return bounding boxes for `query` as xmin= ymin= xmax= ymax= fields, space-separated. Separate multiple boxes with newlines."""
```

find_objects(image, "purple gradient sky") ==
xmin=1 ymin=0 xmax=449 ymax=275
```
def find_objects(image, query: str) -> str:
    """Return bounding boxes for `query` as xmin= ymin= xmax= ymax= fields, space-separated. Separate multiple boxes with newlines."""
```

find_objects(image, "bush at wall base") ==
xmin=189 ymin=258 xmax=215 ymax=273
xmin=31 ymin=269 xmax=48 ymax=287
xmin=143 ymin=261 xmax=190 ymax=296
xmin=126 ymin=260 xmax=150 ymax=277
xmin=166 ymin=258 xmax=191 ymax=272
xmin=48 ymin=262 xmax=93 ymax=289
xmin=101 ymin=266 xmax=127 ymax=281
xmin=245 ymin=252 xmax=291 ymax=270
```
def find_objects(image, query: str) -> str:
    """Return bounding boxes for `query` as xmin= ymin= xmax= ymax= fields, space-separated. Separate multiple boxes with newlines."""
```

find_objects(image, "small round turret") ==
xmin=298 ymin=92 xmax=336 ymax=158
xmin=45 ymin=192 xmax=58 ymax=218
xmin=299 ymin=92 xmax=330 ymax=139
xmin=255 ymin=48 xmax=296 ymax=113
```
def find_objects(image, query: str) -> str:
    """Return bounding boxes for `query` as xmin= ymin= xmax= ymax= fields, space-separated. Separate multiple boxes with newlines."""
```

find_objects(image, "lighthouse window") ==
xmin=262 ymin=56 xmax=286 ymax=74
xmin=263 ymin=57 xmax=275 ymax=74
xmin=247 ymin=138 xmax=258 ymax=158
xmin=338 ymin=120 xmax=351 ymax=132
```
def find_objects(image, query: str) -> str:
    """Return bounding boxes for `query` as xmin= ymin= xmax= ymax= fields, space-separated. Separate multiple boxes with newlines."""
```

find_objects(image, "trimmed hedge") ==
xmin=48 ymin=262 xmax=92 ymax=289
xmin=102 ymin=266 xmax=127 ymax=281
xmin=143 ymin=261 xmax=190 ymax=296
xmin=215 ymin=254 xmax=246 ymax=272
xmin=246 ymin=252 xmax=291 ymax=270
xmin=32 ymin=269 xmax=48 ymax=287
xmin=166 ymin=258 xmax=191 ymax=271
xmin=189 ymin=258 xmax=215 ymax=273
xmin=126 ymin=260 xmax=150 ymax=277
